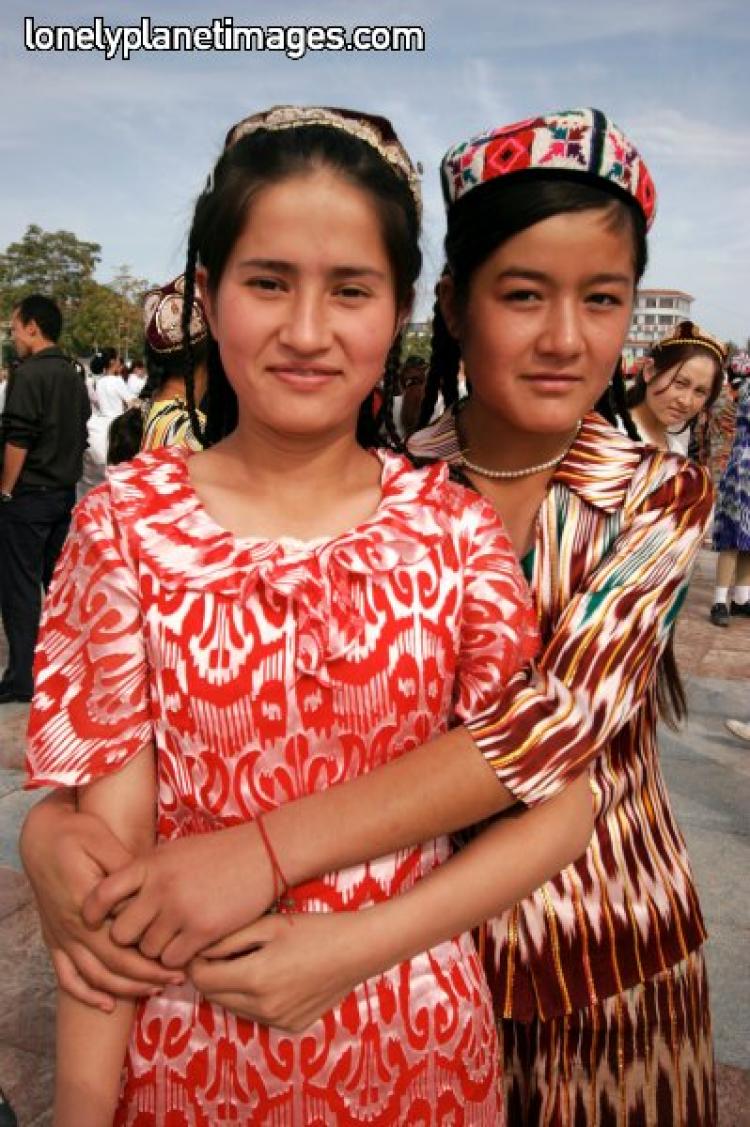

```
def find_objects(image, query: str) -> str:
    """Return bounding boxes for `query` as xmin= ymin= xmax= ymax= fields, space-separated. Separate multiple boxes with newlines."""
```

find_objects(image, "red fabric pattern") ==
xmin=28 ymin=447 xmax=538 ymax=1125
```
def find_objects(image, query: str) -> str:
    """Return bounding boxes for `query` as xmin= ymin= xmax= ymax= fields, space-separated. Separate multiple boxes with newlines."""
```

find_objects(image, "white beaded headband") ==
xmin=208 ymin=104 xmax=422 ymax=219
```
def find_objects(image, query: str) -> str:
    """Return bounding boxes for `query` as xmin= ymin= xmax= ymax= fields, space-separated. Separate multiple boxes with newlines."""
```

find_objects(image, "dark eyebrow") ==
xmin=237 ymin=258 xmax=387 ymax=280
xmin=496 ymin=268 xmax=632 ymax=286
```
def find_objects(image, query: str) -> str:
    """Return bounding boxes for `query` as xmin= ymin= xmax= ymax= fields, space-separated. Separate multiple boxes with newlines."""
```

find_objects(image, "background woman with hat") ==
xmin=107 ymin=274 xmax=208 ymax=464
xmin=625 ymin=320 xmax=726 ymax=452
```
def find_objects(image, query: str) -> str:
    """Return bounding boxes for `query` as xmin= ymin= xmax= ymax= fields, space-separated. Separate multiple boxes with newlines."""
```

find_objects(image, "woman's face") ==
xmin=446 ymin=209 xmax=636 ymax=436
xmin=202 ymin=168 xmax=402 ymax=443
xmin=643 ymin=354 xmax=716 ymax=431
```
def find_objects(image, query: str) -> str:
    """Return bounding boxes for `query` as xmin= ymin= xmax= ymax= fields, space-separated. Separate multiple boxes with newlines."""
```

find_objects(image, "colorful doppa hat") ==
xmin=143 ymin=274 xmax=208 ymax=355
xmin=441 ymin=108 xmax=656 ymax=229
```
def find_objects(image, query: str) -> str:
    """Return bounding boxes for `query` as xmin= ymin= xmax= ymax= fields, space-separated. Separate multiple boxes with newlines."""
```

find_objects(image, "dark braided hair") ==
xmin=181 ymin=116 xmax=421 ymax=448
xmin=418 ymin=279 xmax=462 ymax=429
xmin=594 ymin=359 xmax=639 ymax=440
xmin=377 ymin=333 xmax=407 ymax=452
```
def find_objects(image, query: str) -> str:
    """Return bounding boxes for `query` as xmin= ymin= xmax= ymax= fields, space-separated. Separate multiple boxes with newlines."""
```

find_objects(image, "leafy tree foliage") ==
xmin=0 ymin=227 xmax=149 ymax=359
xmin=0 ymin=225 xmax=101 ymax=317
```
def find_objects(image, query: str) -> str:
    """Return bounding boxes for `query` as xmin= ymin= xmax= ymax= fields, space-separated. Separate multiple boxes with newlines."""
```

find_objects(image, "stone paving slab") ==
xmin=674 ymin=550 xmax=750 ymax=680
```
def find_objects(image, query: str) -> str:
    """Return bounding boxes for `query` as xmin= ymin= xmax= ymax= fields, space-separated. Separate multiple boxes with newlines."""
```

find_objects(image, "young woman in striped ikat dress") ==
xmin=22 ymin=107 xmax=598 ymax=1125
xmin=52 ymin=110 xmax=714 ymax=1127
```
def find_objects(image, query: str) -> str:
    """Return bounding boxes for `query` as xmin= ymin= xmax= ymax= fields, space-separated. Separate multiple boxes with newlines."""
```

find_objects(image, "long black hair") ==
xmin=180 ymin=115 xmax=421 ymax=451
xmin=107 ymin=339 xmax=208 ymax=465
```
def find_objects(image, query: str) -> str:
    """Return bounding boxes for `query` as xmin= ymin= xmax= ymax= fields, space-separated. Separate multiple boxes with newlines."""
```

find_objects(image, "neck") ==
xmin=29 ymin=338 xmax=54 ymax=356
xmin=219 ymin=415 xmax=372 ymax=494
xmin=460 ymin=397 xmax=581 ymax=472
xmin=154 ymin=376 xmax=187 ymax=402
xmin=631 ymin=403 xmax=667 ymax=448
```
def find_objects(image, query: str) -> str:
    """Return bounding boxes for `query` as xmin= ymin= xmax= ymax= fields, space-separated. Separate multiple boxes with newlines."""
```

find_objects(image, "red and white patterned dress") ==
xmin=27 ymin=446 xmax=538 ymax=1126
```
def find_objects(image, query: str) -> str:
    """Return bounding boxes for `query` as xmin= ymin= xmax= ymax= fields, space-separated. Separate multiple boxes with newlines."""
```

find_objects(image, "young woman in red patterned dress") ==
xmin=22 ymin=107 xmax=597 ymax=1126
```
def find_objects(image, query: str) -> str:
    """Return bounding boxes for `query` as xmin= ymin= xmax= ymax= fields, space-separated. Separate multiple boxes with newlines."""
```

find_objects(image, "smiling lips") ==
xmin=267 ymin=365 xmax=341 ymax=388
xmin=523 ymin=372 xmax=583 ymax=391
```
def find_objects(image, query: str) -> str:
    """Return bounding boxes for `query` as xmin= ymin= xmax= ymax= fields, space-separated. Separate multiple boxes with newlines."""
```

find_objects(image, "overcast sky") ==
xmin=1 ymin=0 xmax=748 ymax=343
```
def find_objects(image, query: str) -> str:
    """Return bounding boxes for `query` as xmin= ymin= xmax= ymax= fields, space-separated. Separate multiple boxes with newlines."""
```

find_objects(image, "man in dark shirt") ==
xmin=0 ymin=294 xmax=90 ymax=703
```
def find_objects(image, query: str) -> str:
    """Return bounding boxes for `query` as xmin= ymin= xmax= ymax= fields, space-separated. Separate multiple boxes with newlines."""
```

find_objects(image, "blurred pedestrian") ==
xmin=710 ymin=371 xmax=750 ymax=626
xmin=391 ymin=353 xmax=427 ymax=437
xmin=0 ymin=294 xmax=90 ymax=703
xmin=78 ymin=347 xmax=131 ymax=498
xmin=126 ymin=358 xmax=147 ymax=397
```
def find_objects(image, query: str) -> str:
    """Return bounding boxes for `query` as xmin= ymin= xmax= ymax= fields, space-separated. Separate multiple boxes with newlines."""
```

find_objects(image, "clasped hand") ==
xmin=83 ymin=823 xmax=277 ymax=968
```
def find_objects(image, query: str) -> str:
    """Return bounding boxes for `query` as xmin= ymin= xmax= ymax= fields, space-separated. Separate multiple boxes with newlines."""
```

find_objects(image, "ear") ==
xmin=438 ymin=274 xmax=461 ymax=340
xmin=195 ymin=267 xmax=217 ymax=338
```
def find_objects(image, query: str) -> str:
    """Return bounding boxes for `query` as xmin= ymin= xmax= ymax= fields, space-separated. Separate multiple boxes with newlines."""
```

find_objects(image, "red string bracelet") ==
xmin=256 ymin=813 xmax=290 ymax=904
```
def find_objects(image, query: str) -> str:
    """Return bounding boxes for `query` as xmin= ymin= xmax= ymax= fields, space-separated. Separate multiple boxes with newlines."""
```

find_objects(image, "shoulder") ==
xmin=378 ymin=448 xmax=503 ymax=547
xmin=625 ymin=443 xmax=712 ymax=517
xmin=408 ymin=406 xmax=461 ymax=464
xmin=88 ymin=446 xmax=189 ymax=528
xmin=556 ymin=411 xmax=710 ymax=518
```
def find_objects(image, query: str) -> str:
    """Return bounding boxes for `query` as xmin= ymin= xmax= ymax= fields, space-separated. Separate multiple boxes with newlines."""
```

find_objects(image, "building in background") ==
xmin=623 ymin=289 xmax=694 ymax=371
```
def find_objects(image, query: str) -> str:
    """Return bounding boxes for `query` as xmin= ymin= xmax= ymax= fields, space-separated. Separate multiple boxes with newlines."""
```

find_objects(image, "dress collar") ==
xmin=409 ymin=407 xmax=644 ymax=514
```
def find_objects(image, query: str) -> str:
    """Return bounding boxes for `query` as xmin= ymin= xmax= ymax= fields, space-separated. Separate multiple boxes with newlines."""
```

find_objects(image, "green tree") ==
xmin=66 ymin=280 xmax=126 ymax=356
xmin=0 ymin=224 xmax=101 ymax=319
xmin=110 ymin=265 xmax=149 ymax=361
xmin=402 ymin=322 xmax=432 ymax=363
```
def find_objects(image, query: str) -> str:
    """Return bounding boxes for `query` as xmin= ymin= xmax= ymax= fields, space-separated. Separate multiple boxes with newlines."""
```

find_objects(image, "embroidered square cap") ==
xmin=143 ymin=274 xmax=209 ymax=355
xmin=441 ymin=108 xmax=656 ymax=229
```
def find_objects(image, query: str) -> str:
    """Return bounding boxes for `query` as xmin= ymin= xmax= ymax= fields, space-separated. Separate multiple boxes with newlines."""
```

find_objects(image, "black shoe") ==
xmin=709 ymin=602 xmax=730 ymax=627
xmin=0 ymin=1088 xmax=18 ymax=1127
xmin=730 ymin=600 xmax=750 ymax=617
xmin=0 ymin=688 xmax=32 ymax=704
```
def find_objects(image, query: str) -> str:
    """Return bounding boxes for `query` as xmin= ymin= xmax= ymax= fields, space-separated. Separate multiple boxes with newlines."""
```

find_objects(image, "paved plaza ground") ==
xmin=0 ymin=549 xmax=747 ymax=1124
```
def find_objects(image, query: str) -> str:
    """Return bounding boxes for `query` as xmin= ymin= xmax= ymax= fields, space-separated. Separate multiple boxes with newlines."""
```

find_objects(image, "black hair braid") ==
xmin=181 ymin=233 xmax=207 ymax=448
xmin=595 ymin=359 xmax=639 ymax=439
xmin=610 ymin=361 xmax=639 ymax=440
xmin=418 ymin=289 xmax=461 ymax=428
xmin=355 ymin=392 xmax=379 ymax=447
xmin=203 ymin=339 xmax=238 ymax=445
xmin=379 ymin=334 xmax=407 ymax=452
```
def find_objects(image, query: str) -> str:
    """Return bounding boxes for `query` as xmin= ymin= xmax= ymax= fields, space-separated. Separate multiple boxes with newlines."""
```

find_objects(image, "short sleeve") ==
xmin=26 ymin=485 xmax=152 ymax=788
xmin=2 ymin=365 xmax=43 ymax=448
xmin=452 ymin=494 xmax=539 ymax=724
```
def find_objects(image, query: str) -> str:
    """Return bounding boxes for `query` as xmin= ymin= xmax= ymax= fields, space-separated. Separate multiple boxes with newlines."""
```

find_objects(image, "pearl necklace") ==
xmin=458 ymin=420 xmax=582 ymax=480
